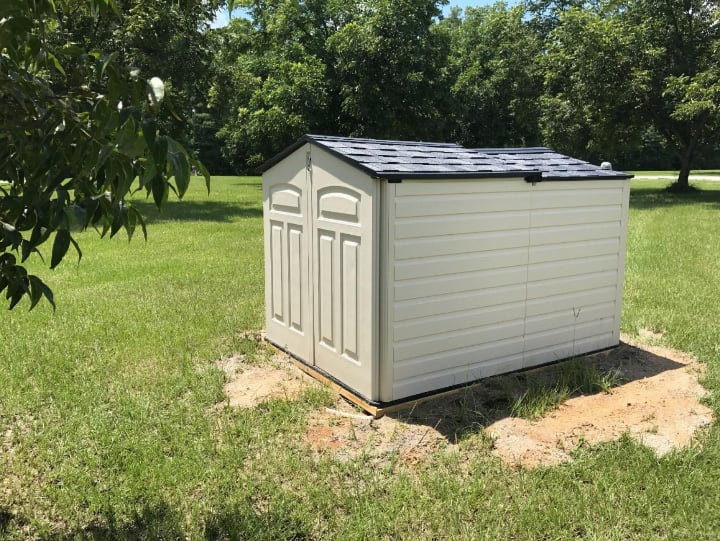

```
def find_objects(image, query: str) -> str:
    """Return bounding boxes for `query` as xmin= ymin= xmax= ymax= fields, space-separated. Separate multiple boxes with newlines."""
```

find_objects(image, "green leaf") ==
xmin=20 ymin=240 xmax=43 ymax=263
xmin=109 ymin=206 xmax=123 ymax=238
xmin=47 ymin=52 xmax=65 ymax=75
xmin=127 ymin=206 xmax=147 ymax=241
xmin=50 ymin=229 xmax=71 ymax=269
xmin=151 ymin=174 xmax=168 ymax=208
xmin=8 ymin=286 xmax=25 ymax=310
xmin=116 ymin=118 xmax=145 ymax=158
xmin=69 ymin=234 xmax=82 ymax=264
xmin=28 ymin=275 xmax=55 ymax=311
xmin=191 ymin=158 xmax=212 ymax=195
xmin=166 ymin=139 xmax=191 ymax=198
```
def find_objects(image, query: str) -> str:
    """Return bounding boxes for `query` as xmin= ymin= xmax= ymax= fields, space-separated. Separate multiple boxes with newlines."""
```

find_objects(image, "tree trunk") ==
xmin=676 ymin=157 xmax=691 ymax=189
xmin=671 ymin=139 xmax=697 ymax=192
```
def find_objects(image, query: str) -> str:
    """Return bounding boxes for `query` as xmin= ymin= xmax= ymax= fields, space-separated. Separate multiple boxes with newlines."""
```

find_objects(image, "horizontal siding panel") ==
xmin=529 ymin=238 xmax=620 ymax=264
xmin=395 ymin=230 xmax=528 ymax=260
xmin=574 ymin=318 xmax=616 ymax=341
xmin=531 ymin=206 xmax=622 ymax=228
xmin=393 ymin=302 xmax=525 ymax=342
xmin=523 ymin=326 xmax=575 ymax=353
xmin=523 ymin=342 xmax=575 ymax=368
xmin=393 ymin=352 xmax=525 ymax=399
xmin=395 ymin=248 xmax=528 ymax=280
xmin=536 ymin=179 xmax=628 ymax=191
xmin=524 ymin=302 xmax=616 ymax=335
xmin=526 ymin=286 xmax=618 ymax=317
xmin=395 ymin=212 xmax=530 ymax=239
xmin=394 ymin=339 xmax=525 ymax=374
xmin=393 ymin=283 xmax=527 ymax=321
xmin=574 ymin=333 xmax=618 ymax=356
xmin=531 ymin=188 xmax=623 ymax=209
xmin=394 ymin=320 xmax=525 ymax=362
xmin=530 ymin=222 xmax=621 ymax=246
xmin=526 ymin=270 xmax=617 ymax=300
xmin=396 ymin=179 xmax=526 ymax=196
xmin=394 ymin=340 xmax=523 ymax=381
xmin=528 ymin=254 xmax=619 ymax=282
xmin=394 ymin=266 xmax=528 ymax=301
xmin=395 ymin=193 xmax=531 ymax=218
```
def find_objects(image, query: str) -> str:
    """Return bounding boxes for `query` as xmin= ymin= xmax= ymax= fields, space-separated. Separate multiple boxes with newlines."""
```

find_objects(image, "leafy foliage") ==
xmin=0 ymin=0 xmax=211 ymax=309
xmin=211 ymin=0 xmax=451 ymax=172
xmin=205 ymin=0 xmax=720 ymax=183
xmin=539 ymin=0 xmax=720 ymax=187
xmin=448 ymin=4 xmax=543 ymax=147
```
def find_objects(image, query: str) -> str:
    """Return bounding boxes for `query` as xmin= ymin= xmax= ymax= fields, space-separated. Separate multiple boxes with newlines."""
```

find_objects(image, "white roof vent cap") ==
xmin=600 ymin=161 xmax=613 ymax=170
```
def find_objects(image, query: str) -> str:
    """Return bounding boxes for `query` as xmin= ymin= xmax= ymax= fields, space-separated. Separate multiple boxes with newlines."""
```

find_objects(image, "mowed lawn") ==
xmin=1 ymin=176 xmax=720 ymax=539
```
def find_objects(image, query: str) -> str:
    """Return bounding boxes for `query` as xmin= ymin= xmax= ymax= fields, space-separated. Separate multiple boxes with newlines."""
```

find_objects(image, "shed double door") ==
xmin=263 ymin=151 xmax=375 ymax=398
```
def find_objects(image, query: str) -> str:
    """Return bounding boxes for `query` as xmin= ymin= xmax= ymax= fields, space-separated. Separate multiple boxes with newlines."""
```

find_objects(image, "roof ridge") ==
xmin=305 ymin=134 xmax=462 ymax=148
xmin=257 ymin=134 xmax=632 ymax=181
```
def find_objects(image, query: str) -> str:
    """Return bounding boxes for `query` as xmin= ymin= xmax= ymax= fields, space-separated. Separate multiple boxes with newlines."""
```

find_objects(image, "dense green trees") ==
xmin=3 ymin=0 xmax=719 ymax=308
xmin=539 ymin=0 xmax=720 ymax=189
xmin=448 ymin=4 xmax=543 ymax=147
xmin=206 ymin=0 xmax=719 ymax=189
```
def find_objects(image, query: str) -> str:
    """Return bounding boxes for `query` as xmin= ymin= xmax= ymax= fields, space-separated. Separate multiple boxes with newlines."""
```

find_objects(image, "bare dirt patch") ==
xmin=215 ymin=352 xmax=315 ymax=408
xmin=486 ymin=336 xmax=714 ymax=467
xmin=220 ymin=337 xmax=713 ymax=468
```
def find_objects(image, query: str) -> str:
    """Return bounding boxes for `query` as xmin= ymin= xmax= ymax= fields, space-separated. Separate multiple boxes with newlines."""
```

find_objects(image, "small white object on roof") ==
xmin=601 ymin=161 xmax=613 ymax=170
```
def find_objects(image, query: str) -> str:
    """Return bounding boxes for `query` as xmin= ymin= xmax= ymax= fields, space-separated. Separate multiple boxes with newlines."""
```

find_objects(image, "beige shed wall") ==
xmin=382 ymin=178 xmax=630 ymax=402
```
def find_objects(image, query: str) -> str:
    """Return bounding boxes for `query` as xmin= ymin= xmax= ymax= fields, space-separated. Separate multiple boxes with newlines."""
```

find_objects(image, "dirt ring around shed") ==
xmin=216 ymin=334 xmax=714 ymax=469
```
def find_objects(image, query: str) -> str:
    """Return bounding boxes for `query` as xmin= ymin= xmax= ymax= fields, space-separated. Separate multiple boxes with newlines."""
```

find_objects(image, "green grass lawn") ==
xmin=1 ymin=177 xmax=720 ymax=539
xmin=630 ymin=170 xmax=720 ymax=177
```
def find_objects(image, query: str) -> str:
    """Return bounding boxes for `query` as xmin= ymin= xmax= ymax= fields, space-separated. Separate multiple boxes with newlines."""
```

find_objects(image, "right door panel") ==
xmin=311 ymin=167 xmax=375 ymax=399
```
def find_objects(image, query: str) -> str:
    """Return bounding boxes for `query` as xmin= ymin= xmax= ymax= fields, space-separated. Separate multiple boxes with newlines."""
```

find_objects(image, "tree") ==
xmin=212 ymin=0 xmax=451 ymax=171
xmin=328 ymin=0 xmax=451 ymax=140
xmin=539 ymin=0 xmax=720 ymax=188
xmin=211 ymin=7 xmax=338 ymax=171
xmin=626 ymin=0 xmax=720 ymax=189
xmin=52 ymin=0 xmax=220 ymax=162
xmin=539 ymin=4 xmax=646 ymax=162
xmin=447 ymin=3 xmax=543 ymax=147
xmin=0 ymin=0 xmax=210 ymax=310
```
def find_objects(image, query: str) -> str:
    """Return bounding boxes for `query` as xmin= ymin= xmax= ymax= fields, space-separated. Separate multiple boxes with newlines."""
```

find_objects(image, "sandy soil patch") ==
xmin=220 ymin=335 xmax=714 ymax=468
xmin=486 ymin=337 xmax=714 ymax=467
xmin=215 ymin=352 xmax=314 ymax=408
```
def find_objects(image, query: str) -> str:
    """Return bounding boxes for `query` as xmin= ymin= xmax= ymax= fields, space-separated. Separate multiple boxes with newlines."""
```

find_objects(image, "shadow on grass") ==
xmin=630 ymin=184 xmax=720 ymax=210
xmin=0 ymin=509 xmax=12 ymax=535
xmin=66 ymin=500 xmax=310 ymax=540
xmin=130 ymin=199 xmax=262 ymax=224
xmin=388 ymin=342 xmax=687 ymax=444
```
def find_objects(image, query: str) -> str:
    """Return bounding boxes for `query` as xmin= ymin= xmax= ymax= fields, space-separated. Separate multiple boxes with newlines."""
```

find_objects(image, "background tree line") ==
xmin=1 ymin=0 xmax=718 ymax=308
xmin=191 ymin=0 xmax=720 ymax=191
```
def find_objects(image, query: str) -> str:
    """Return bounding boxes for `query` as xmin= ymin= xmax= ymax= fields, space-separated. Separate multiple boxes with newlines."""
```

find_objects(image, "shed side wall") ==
xmin=386 ymin=178 xmax=629 ymax=401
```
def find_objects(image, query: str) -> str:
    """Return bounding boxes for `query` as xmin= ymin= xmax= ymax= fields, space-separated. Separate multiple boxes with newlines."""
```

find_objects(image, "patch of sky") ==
xmin=210 ymin=0 xmax=519 ymax=29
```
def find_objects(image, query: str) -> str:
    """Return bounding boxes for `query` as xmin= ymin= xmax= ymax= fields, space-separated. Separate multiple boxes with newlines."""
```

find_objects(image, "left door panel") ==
xmin=263 ymin=152 xmax=312 ymax=362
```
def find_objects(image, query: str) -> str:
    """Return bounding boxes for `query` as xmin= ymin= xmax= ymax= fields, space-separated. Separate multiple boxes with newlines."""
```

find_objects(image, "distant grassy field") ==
xmin=1 ymin=176 xmax=720 ymax=539
xmin=630 ymin=169 xmax=720 ymax=177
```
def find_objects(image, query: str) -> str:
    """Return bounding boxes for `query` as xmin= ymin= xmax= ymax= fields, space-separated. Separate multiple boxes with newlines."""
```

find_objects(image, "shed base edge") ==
xmin=265 ymin=338 xmax=620 ymax=418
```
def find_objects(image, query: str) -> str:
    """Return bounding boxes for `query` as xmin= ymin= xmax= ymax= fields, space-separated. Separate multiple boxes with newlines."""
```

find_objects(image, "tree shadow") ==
xmin=57 ymin=500 xmax=311 ymax=540
xmin=0 ymin=509 xmax=12 ymax=535
xmin=130 ymin=199 xmax=262 ymax=224
xmin=630 ymin=184 xmax=720 ymax=210
xmin=62 ymin=500 xmax=184 ymax=540
xmin=387 ymin=342 xmax=689 ymax=444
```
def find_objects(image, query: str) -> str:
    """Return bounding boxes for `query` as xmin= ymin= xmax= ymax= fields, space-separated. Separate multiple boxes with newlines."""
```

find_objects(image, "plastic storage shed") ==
xmin=259 ymin=135 xmax=632 ymax=407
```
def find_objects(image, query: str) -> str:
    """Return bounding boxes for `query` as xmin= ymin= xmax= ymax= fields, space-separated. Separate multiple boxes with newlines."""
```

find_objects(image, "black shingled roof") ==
xmin=258 ymin=134 xmax=633 ymax=181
